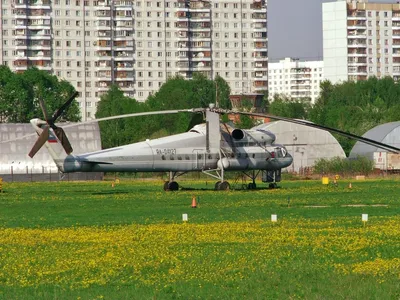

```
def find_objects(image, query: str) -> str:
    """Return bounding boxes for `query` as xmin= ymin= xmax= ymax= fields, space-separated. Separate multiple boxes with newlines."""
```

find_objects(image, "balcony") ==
xmin=348 ymin=66 xmax=367 ymax=75
xmin=347 ymin=10 xmax=366 ymax=20
xmin=189 ymin=1 xmax=211 ymax=12
xmin=252 ymin=32 xmax=267 ymax=40
xmin=348 ymin=29 xmax=366 ymax=38
xmin=348 ymin=59 xmax=367 ymax=66
xmin=191 ymin=51 xmax=211 ymax=61
xmin=347 ymin=20 xmax=366 ymax=29
xmin=115 ymin=62 xmax=134 ymax=70
xmin=190 ymin=12 xmax=210 ymax=20
xmin=96 ymin=62 xmax=112 ymax=70
xmin=348 ymin=40 xmax=367 ymax=48
xmin=393 ymin=22 xmax=400 ymax=29
xmin=253 ymin=81 xmax=268 ymax=90
xmin=250 ymin=1 xmax=267 ymax=11
xmin=189 ymin=22 xmax=211 ymax=31
xmin=192 ymin=62 xmax=211 ymax=70
xmin=348 ymin=50 xmax=367 ymax=56
xmin=96 ymin=10 xmax=111 ymax=18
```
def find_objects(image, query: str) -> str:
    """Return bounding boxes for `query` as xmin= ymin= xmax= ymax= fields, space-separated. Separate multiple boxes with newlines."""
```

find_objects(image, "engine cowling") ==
xmin=231 ymin=129 xmax=276 ymax=144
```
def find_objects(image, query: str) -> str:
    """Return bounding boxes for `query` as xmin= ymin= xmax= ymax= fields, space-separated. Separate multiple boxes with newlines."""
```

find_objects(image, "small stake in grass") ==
xmin=362 ymin=214 xmax=368 ymax=227
xmin=111 ymin=182 xmax=115 ymax=188
xmin=182 ymin=213 xmax=188 ymax=223
xmin=271 ymin=214 xmax=277 ymax=223
xmin=349 ymin=182 xmax=352 ymax=189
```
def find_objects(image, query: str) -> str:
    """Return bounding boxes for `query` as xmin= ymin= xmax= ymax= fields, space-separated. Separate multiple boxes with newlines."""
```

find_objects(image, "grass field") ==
xmin=0 ymin=178 xmax=399 ymax=299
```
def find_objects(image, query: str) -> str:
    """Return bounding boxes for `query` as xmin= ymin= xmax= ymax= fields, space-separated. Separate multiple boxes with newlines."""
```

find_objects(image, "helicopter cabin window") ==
xmin=185 ymin=155 xmax=190 ymax=160
xmin=208 ymin=154 xmax=212 ymax=159
xmin=178 ymin=156 xmax=182 ymax=160
xmin=252 ymin=154 xmax=255 ymax=158
xmin=274 ymin=147 xmax=284 ymax=158
xmin=161 ymin=155 xmax=166 ymax=160
xmin=197 ymin=154 xmax=202 ymax=159
xmin=170 ymin=155 xmax=174 ymax=160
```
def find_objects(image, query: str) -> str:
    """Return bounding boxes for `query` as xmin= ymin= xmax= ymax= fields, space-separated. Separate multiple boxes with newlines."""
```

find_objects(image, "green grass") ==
xmin=0 ymin=178 xmax=399 ymax=299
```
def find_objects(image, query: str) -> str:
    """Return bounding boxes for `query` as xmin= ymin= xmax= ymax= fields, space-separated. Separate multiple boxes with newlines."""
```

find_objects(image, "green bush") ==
xmin=313 ymin=156 xmax=374 ymax=176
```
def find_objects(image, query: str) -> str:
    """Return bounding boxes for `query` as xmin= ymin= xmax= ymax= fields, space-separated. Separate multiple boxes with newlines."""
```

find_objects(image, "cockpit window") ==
xmin=274 ymin=147 xmax=283 ymax=158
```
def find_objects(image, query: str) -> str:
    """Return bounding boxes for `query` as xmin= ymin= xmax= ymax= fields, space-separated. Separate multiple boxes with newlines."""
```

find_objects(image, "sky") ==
xmin=269 ymin=0 xmax=398 ymax=61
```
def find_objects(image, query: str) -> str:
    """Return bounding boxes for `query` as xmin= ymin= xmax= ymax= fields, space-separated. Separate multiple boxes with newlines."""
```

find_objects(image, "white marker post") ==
xmin=362 ymin=214 xmax=368 ymax=226
xmin=271 ymin=214 xmax=277 ymax=223
xmin=182 ymin=213 xmax=188 ymax=223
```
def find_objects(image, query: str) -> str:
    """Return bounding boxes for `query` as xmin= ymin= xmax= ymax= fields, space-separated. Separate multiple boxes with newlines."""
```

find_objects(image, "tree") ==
xmin=214 ymin=75 xmax=231 ymax=109
xmin=268 ymin=94 xmax=311 ymax=119
xmin=95 ymin=85 xmax=146 ymax=148
xmin=308 ymin=77 xmax=400 ymax=155
xmin=0 ymin=67 xmax=80 ymax=123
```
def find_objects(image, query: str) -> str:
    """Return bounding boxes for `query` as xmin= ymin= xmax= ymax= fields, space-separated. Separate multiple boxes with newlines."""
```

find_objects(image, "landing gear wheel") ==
xmin=214 ymin=181 xmax=221 ymax=190
xmin=218 ymin=181 xmax=230 ymax=191
xmin=168 ymin=181 xmax=179 ymax=191
xmin=269 ymin=183 xmax=278 ymax=189
xmin=248 ymin=182 xmax=257 ymax=190
xmin=163 ymin=181 xmax=169 ymax=191
xmin=164 ymin=181 xmax=179 ymax=191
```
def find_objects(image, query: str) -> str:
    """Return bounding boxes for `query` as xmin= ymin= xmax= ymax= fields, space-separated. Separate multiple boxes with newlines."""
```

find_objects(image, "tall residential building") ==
xmin=0 ymin=0 xmax=268 ymax=120
xmin=323 ymin=0 xmax=400 ymax=84
xmin=268 ymin=57 xmax=323 ymax=103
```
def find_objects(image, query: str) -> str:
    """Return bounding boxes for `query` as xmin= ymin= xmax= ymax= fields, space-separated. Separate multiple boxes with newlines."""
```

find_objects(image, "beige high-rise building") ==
xmin=0 ymin=0 xmax=268 ymax=120
xmin=323 ymin=0 xmax=400 ymax=84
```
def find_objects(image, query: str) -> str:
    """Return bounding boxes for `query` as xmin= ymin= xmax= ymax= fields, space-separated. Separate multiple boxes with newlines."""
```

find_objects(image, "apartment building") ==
xmin=268 ymin=58 xmax=323 ymax=103
xmin=323 ymin=0 xmax=400 ymax=84
xmin=0 ymin=0 xmax=268 ymax=120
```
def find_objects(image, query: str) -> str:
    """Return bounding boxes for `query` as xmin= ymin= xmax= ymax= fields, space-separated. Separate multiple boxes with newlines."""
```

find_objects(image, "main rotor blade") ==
xmin=225 ymin=110 xmax=400 ymax=153
xmin=63 ymin=108 xmax=204 ymax=128
xmin=51 ymin=91 xmax=79 ymax=122
xmin=38 ymin=98 xmax=49 ymax=122
xmin=53 ymin=127 xmax=73 ymax=154
xmin=0 ymin=108 xmax=205 ymax=145
xmin=28 ymin=126 xmax=49 ymax=158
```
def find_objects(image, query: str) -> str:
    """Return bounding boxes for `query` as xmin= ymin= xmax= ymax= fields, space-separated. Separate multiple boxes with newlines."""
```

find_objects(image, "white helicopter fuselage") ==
xmin=55 ymin=127 xmax=293 ymax=173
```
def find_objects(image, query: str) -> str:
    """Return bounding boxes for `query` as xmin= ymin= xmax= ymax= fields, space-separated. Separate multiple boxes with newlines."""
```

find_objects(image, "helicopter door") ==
xmin=193 ymin=149 xmax=206 ymax=170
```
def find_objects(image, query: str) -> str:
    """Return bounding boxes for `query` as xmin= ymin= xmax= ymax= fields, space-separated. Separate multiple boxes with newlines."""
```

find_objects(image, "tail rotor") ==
xmin=29 ymin=91 xmax=78 ymax=158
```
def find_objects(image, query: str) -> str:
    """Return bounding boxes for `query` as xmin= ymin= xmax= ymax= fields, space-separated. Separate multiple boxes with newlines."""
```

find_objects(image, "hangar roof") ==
xmin=349 ymin=121 xmax=400 ymax=159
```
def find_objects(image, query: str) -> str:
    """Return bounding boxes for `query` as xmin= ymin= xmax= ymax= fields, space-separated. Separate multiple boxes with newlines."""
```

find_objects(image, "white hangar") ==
xmin=255 ymin=121 xmax=346 ymax=173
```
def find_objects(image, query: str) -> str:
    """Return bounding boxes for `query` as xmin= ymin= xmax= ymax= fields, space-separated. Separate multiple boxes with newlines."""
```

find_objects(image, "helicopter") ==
xmin=28 ymin=92 xmax=400 ymax=191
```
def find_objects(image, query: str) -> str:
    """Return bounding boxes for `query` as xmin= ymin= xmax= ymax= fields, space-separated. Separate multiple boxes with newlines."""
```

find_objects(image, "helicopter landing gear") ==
xmin=247 ymin=182 xmax=257 ymax=190
xmin=214 ymin=181 xmax=221 ymax=190
xmin=163 ymin=181 xmax=179 ymax=191
xmin=215 ymin=181 xmax=230 ymax=190
xmin=268 ymin=183 xmax=278 ymax=189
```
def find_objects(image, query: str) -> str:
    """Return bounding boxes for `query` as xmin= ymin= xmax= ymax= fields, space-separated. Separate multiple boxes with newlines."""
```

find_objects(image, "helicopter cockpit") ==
xmin=270 ymin=144 xmax=289 ymax=158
